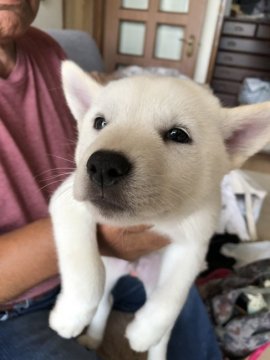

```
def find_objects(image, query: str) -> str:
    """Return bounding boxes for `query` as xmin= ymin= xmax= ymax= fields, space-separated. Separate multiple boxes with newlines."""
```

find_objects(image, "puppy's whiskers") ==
xmin=39 ymin=178 xmax=72 ymax=191
xmin=47 ymin=153 xmax=75 ymax=164
xmin=39 ymin=172 xmax=74 ymax=183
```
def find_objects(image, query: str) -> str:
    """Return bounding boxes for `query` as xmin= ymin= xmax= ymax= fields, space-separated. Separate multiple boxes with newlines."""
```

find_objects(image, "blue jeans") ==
xmin=0 ymin=277 xmax=222 ymax=360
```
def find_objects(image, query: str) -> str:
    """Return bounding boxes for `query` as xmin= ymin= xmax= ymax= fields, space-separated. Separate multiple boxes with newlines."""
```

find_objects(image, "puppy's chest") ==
xmin=104 ymin=251 xmax=163 ymax=291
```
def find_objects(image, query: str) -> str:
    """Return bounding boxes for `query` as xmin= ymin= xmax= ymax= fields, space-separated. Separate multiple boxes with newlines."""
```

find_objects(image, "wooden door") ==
xmin=103 ymin=0 xmax=207 ymax=77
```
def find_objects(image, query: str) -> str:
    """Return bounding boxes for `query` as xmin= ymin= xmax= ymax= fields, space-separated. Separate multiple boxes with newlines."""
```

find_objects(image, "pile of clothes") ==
xmin=197 ymin=170 xmax=270 ymax=359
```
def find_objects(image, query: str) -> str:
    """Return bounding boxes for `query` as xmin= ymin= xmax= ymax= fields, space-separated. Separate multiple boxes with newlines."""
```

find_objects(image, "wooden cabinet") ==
xmin=210 ymin=17 xmax=270 ymax=107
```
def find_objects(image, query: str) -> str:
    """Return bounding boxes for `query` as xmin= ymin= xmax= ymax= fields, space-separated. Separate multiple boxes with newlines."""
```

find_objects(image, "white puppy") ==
xmin=49 ymin=61 xmax=270 ymax=359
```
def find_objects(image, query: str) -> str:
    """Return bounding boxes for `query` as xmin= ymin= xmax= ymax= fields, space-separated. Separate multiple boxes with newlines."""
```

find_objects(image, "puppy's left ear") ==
xmin=222 ymin=102 xmax=270 ymax=168
xmin=61 ymin=60 xmax=102 ymax=122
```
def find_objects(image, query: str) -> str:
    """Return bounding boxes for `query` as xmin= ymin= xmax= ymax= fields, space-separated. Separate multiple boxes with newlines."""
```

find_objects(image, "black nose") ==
xmin=86 ymin=150 xmax=132 ymax=187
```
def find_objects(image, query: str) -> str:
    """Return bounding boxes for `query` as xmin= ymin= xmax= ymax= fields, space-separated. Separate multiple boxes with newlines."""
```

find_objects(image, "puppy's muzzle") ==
xmin=87 ymin=150 xmax=132 ymax=187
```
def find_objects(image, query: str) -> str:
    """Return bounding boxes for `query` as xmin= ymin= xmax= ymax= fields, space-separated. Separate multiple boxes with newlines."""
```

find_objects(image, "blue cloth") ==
xmin=0 ymin=277 xmax=222 ymax=359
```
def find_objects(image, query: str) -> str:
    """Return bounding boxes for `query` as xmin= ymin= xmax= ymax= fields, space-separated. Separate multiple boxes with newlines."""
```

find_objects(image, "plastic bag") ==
xmin=217 ymin=170 xmax=267 ymax=241
xmin=239 ymin=78 xmax=270 ymax=105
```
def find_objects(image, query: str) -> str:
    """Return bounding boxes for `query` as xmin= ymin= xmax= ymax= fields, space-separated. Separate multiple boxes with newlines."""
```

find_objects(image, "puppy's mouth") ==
xmin=90 ymin=194 xmax=125 ymax=213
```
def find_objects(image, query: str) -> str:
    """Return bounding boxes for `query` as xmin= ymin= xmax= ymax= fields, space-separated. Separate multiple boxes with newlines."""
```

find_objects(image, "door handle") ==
xmin=186 ymin=35 xmax=195 ymax=58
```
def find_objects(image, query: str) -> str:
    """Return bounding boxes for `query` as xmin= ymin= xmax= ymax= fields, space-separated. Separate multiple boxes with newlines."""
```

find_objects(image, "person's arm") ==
xmin=0 ymin=218 xmax=57 ymax=303
xmin=0 ymin=219 xmax=169 ymax=304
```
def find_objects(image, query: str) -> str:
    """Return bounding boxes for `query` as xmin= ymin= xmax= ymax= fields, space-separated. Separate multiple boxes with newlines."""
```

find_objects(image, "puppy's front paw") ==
xmin=126 ymin=313 xmax=168 ymax=352
xmin=49 ymin=295 xmax=96 ymax=339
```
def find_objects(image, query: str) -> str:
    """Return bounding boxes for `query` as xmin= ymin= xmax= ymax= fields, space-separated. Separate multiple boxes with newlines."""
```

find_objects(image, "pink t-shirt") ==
xmin=0 ymin=27 xmax=76 ymax=304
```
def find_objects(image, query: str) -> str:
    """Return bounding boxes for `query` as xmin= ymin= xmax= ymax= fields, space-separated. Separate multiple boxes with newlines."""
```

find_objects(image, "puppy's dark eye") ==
xmin=94 ymin=116 xmax=107 ymax=130
xmin=165 ymin=128 xmax=192 ymax=144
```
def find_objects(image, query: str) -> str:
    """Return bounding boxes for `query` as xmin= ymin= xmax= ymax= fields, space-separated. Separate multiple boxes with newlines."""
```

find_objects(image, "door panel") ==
xmin=103 ymin=0 xmax=207 ymax=77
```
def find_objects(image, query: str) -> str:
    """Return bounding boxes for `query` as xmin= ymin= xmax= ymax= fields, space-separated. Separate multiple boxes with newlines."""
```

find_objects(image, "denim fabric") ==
xmin=0 ymin=277 xmax=222 ymax=359
xmin=0 ymin=286 xmax=60 ymax=322
xmin=168 ymin=286 xmax=222 ymax=360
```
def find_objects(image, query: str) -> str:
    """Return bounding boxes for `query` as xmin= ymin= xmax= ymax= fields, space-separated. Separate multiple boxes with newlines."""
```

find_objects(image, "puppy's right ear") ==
xmin=222 ymin=102 xmax=270 ymax=168
xmin=61 ymin=60 xmax=102 ymax=122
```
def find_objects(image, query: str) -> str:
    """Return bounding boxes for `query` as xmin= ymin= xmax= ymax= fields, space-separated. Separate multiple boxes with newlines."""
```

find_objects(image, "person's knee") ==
xmin=0 ymin=310 xmax=99 ymax=360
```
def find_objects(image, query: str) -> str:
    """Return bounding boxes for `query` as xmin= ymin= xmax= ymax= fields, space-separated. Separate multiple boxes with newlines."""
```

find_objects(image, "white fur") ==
xmin=49 ymin=60 xmax=270 ymax=359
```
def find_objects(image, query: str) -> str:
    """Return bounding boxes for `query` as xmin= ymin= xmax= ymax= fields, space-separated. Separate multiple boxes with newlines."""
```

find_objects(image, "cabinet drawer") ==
xmin=219 ymin=36 xmax=270 ymax=55
xmin=257 ymin=25 xmax=270 ymax=39
xmin=211 ymin=80 xmax=241 ymax=95
xmin=214 ymin=93 xmax=238 ymax=107
xmin=214 ymin=66 xmax=270 ymax=82
xmin=217 ymin=51 xmax=270 ymax=70
xmin=222 ymin=21 xmax=256 ymax=37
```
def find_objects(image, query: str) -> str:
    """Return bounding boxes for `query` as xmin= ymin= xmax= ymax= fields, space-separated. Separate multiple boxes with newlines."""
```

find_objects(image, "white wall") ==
xmin=194 ymin=0 xmax=222 ymax=83
xmin=33 ymin=0 xmax=63 ymax=30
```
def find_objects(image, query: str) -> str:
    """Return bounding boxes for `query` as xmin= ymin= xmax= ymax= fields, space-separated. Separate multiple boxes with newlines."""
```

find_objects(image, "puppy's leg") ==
xmin=77 ymin=292 xmax=113 ymax=350
xmin=49 ymin=176 xmax=105 ymax=339
xmin=78 ymin=257 xmax=130 ymax=349
xmin=126 ymin=240 xmax=206 ymax=352
xmin=147 ymin=329 xmax=171 ymax=360
xmin=142 ymin=266 xmax=171 ymax=360
xmin=126 ymin=209 xmax=214 ymax=353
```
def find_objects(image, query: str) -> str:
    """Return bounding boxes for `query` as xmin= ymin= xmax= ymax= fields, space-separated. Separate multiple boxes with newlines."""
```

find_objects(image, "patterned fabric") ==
xmin=217 ymin=312 xmax=270 ymax=357
xmin=212 ymin=286 xmax=270 ymax=326
xmin=199 ymin=259 xmax=270 ymax=358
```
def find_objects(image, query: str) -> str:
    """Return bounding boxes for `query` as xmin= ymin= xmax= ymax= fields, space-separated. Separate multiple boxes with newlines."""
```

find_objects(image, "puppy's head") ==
xmin=62 ymin=61 xmax=270 ymax=224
